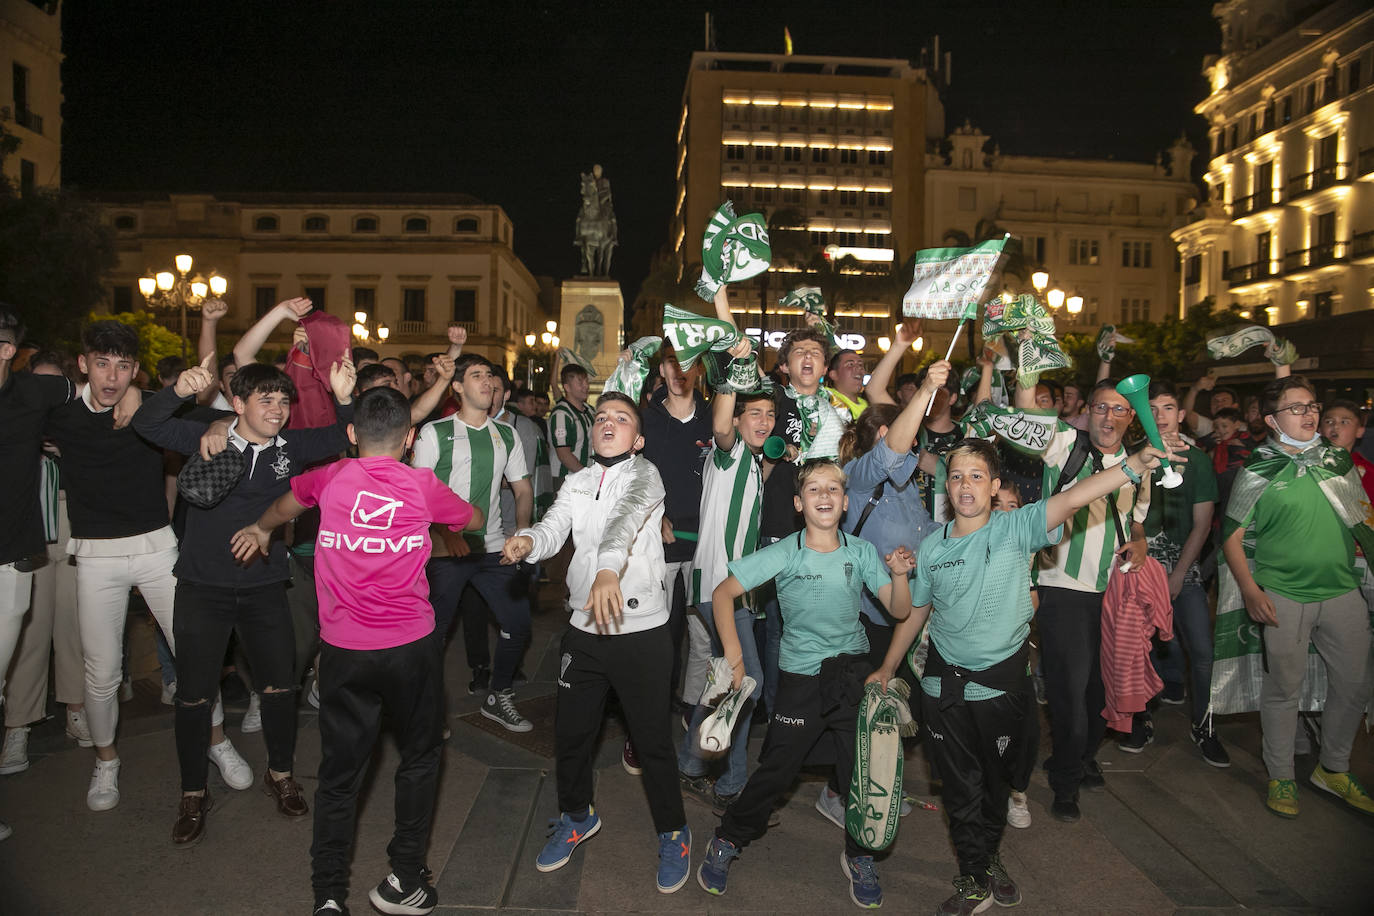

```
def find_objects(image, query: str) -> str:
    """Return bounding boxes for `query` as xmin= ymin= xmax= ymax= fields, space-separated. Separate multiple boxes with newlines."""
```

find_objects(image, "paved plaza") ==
xmin=1 ymin=592 xmax=1372 ymax=915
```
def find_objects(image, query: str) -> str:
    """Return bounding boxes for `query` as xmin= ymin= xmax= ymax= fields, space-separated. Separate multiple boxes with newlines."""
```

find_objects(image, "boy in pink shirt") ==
xmin=232 ymin=386 xmax=482 ymax=916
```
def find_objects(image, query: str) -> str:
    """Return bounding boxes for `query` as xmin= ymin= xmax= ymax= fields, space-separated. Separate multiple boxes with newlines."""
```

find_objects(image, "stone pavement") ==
xmin=2 ymin=592 xmax=1372 ymax=915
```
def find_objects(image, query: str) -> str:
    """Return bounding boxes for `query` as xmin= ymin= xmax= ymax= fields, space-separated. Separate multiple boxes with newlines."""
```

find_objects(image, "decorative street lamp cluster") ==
xmin=1030 ymin=270 xmax=1083 ymax=316
xmin=138 ymin=254 xmax=227 ymax=360
xmin=522 ymin=320 xmax=559 ymax=388
xmin=352 ymin=310 xmax=390 ymax=342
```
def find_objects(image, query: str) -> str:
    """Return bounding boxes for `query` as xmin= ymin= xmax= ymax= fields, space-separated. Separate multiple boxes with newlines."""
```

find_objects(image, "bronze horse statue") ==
xmin=575 ymin=168 xmax=617 ymax=277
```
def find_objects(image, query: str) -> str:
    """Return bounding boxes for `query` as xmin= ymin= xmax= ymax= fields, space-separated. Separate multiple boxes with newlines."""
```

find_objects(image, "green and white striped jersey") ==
xmin=412 ymin=415 xmax=529 ymax=553
xmin=692 ymin=437 xmax=763 ymax=605
xmin=550 ymin=398 xmax=595 ymax=481
xmin=1033 ymin=423 xmax=1151 ymax=593
xmin=39 ymin=454 xmax=60 ymax=544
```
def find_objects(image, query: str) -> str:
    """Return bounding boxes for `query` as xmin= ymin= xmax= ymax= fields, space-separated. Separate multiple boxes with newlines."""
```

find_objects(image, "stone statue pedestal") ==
xmin=559 ymin=278 xmax=624 ymax=383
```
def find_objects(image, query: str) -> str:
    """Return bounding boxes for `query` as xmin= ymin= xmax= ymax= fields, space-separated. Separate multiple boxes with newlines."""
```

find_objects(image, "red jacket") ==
xmin=1100 ymin=557 xmax=1173 ymax=732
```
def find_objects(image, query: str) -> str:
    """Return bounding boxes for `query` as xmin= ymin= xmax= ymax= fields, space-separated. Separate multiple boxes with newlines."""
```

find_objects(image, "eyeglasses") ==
xmin=1088 ymin=403 xmax=1132 ymax=417
xmin=1273 ymin=401 xmax=1322 ymax=417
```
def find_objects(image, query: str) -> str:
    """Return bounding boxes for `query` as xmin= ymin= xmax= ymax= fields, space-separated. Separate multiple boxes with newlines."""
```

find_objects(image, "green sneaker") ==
xmin=1266 ymin=778 xmax=1299 ymax=818
xmin=1309 ymin=765 xmax=1374 ymax=815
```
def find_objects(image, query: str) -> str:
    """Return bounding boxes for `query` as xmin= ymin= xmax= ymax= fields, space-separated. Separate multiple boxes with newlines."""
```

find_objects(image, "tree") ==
xmin=0 ymin=126 xmax=117 ymax=350
xmin=90 ymin=311 xmax=188 ymax=372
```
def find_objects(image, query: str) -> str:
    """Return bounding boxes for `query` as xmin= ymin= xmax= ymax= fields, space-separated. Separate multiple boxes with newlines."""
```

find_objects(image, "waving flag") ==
xmin=902 ymin=237 xmax=1009 ymax=321
xmin=662 ymin=304 xmax=740 ymax=370
xmin=696 ymin=202 xmax=772 ymax=299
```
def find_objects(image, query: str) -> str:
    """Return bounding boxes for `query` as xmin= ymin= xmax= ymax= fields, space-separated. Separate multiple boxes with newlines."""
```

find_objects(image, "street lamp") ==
xmin=139 ymin=254 xmax=227 ymax=360
xmin=351 ymin=310 xmax=389 ymax=343
xmin=1066 ymin=294 xmax=1084 ymax=315
xmin=1046 ymin=288 xmax=1066 ymax=310
xmin=877 ymin=336 xmax=891 ymax=352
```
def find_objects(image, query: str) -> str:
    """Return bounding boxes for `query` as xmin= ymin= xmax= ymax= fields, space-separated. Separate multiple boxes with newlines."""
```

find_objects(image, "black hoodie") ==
xmin=640 ymin=386 xmax=712 ymax=563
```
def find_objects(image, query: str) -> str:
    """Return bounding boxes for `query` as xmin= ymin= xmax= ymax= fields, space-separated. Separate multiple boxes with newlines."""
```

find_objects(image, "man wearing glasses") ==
xmin=1221 ymin=377 xmax=1373 ymax=818
xmin=1005 ymin=377 xmax=1151 ymax=822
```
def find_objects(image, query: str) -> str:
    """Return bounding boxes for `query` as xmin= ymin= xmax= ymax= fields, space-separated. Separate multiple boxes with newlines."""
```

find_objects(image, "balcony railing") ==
xmin=1351 ymin=229 xmax=1374 ymax=260
xmin=1359 ymin=147 xmax=1374 ymax=178
xmin=14 ymin=108 xmax=42 ymax=134
xmin=396 ymin=320 xmax=430 ymax=336
xmin=1230 ymin=188 xmax=1279 ymax=218
xmin=1282 ymin=241 xmax=1348 ymax=273
xmin=1287 ymin=162 xmax=1351 ymax=198
xmin=1226 ymin=260 xmax=1278 ymax=288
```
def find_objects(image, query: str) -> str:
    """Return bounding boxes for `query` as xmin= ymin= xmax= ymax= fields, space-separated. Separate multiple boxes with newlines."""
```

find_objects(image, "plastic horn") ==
xmin=763 ymin=436 xmax=788 ymax=460
xmin=1116 ymin=374 xmax=1183 ymax=489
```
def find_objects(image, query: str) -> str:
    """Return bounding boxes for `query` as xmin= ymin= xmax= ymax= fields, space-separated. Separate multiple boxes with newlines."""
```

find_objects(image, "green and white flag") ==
xmin=959 ymin=401 xmax=1061 ymax=453
xmin=901 ymin=237 xmax=1009 ymax=321
xmin=1206 ymin=325 xmax=1275 ymax=361
xmin=696 ymin=201 xmax=772 ymax=298
xmin=1096 ymin=325 xmax=1134 ymax=363
xmin=780 ymin=285 xmax=841 ymax=351
xmin=600 ymin=336 xmax=662 ymax=402
xmin=662 ymin=304 xmax=740 ymax=370
xmin=982 ymin=293 xmax=1054 ymax=339
xmin=557 ymin=346 xmax=595 ymax=374
xmin=1018 ymin=332 xmax=1072 ymax=385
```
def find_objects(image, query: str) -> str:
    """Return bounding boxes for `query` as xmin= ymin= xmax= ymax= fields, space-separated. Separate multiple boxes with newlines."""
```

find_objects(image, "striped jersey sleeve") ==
xmin=691 ymin=437 xmax=764 ymax=605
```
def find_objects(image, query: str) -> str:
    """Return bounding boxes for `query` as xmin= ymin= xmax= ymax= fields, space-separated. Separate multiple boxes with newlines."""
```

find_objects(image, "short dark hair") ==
xmin=945 ymin=438 xmax=1002 ymax=480
xmin=894 ymin=372 xmax=920 ymax=390
xmin=356 ymin=362 xmax=398 ymax=391
xmin=28 ymin=349 xmax=67 ymax=374
xmin=218 ymin=354 xmax=236 ymax=376
xmin=490 ymin=363 xmax=511 ymax=393
xmin=0 ymin=307 xmax=25 ymax=346
xmin=381 ymin=356 xmax=410 ymax=377
xmin=1324 ymin=398 xmax=1364 ymax=422
xmin=1213 ymin=406 xmax=1243 ymax=423
xmin=351 ymin=346 xmax=379 ymax=364
xmin=1212 ymin=385 xmax=1238 ymax=402
xmin=1088 ymin=378 xmax=1121 ymax=402
xmin=1148 ymin=379 xmax=1179 ymax=402
xmin=560 ymin=363 xmax=589 ymax=385
xmin=594 ymin=391 xmax=641 ymax=432
xmin=1042 ymin=380 xmax=1064 ymax=401
xmin=352 ymin=386 xmax=411 ymax=448
xmin=826 ymin=349 xmax=859 ymax=376
xmin=229 ymin=363 xmax=296 ymax=401
xmin=734 ymin=389 xmax=774 ymax=416
xmin=777 ymin=326 xmax=832 ymax=366
xmin=1261 ymin=375 xmax=1316 ymax=417
xmin=81 ymin=320 xmax=140 ymax=360
xmin=513 ymin=386 xmax=537 ymax=402
xmin=156 ymin=355 xmax=185 ymax=381
xmin=453 ymin=354 xmax=490 ymax=384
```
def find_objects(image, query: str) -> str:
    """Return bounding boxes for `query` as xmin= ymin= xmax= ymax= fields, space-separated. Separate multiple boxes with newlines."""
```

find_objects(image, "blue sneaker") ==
xmin=534 ymin=808 xmax=601 ymax=872
xmin=656 ymin=825 xmax=691 ymax=893
xmin=696 ymin=835 xmax=739 ymax=895
xmin=842 ymin=852 xmax=883 ymax=909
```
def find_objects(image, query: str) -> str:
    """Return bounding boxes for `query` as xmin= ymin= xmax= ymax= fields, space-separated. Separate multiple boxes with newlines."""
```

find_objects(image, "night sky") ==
xmin=60 ymin=1 xmax=1219 ymax=305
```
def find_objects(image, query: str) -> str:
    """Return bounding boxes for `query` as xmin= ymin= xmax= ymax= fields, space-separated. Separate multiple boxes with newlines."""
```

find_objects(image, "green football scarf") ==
xmin=848 ymin=678 xmax=912 ymax=851
xmin=600 ymin=336 xmax=662 ymax=402
xmin=696 ymin=201 xmax=772 ymax=298
xmin=661 ymin=304 xmax=740 ymax=370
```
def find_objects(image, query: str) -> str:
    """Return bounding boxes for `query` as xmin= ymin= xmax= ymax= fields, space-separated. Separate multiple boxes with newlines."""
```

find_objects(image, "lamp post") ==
xmin=138 ymin=255 xmax=227 ymax=361
xmin=1029 ymin=270 xmax=1082 ymax=318
xmin=521 ymin=323 xmax=559 ymax=391
xmin=351 ymin=310 xmax=390 ymax=346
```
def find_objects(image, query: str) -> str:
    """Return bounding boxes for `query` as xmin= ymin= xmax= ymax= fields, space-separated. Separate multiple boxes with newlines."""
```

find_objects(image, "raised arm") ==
xmin=409 ymin=355 xmax=454 ymax=425
xmin=196 ymin=298 xmax=228 ymax=405
xmin=132 ymin=353 xmax=217 ymax=455
xmin=866 ymin=602 xmax=931 ymax=692
xmin=1044 ymin=444 xmax=1169 ymax=531
xmin=884 ymin=360 xmax=949 ymax=454
xmin=867 ymin=320 xmax=920 ymax=407
xmin=232 ymin=297 xmax=312 ymax=367
xmin=873 ymin=548 xmax=916 ymax=621
xmin=446 ymin=324 xmax=466 ymax=359
xmin=972 ymin=350 xmax=995 ymax=406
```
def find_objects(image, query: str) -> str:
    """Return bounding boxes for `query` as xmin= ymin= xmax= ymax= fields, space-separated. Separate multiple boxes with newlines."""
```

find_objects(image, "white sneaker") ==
xmin=161 ymin=681 xmax=177 ymax=706
xmin=0 ymin=819 xmax=11 ymax=841
xmin=0 ymin=727 xmax=29 ymax=775
xmin=1007 ymin=790 xmax=1032 ymax=829
xmin=66 ymin=708 xmax=95 ymax=747
xmin=241 ymin=693 xmax=262 ymax=733
xmin=208 ymin=738 xmax=254 ymax=790
xmin=87 ymin=758 xmax=121 ymax=811
xmin=307 ymin=678 xmax=321 ymax=710
xmin=815 ymin=785 xmax=845 ymax=829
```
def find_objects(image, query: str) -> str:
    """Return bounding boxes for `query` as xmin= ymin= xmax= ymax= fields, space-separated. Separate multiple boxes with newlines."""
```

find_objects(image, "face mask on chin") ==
xmin=1275 ymin=428 xmax=1321 ymax=450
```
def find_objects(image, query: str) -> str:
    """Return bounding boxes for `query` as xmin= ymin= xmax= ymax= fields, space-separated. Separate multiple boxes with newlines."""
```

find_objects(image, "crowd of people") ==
xmin=0 ymin=283 xmax=1371 ymax=915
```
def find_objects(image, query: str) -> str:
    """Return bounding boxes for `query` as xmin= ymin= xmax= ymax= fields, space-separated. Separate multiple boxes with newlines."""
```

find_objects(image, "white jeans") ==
xmin=0 ymin=563 xmax=35 ymax=707
xmin=77 ymin=548 xmax=178 ymax=748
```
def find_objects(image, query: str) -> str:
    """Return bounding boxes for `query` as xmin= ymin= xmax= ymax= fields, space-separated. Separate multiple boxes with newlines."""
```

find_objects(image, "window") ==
xmin=1068 ymin=239 xmax=1099 ymax=266
xmin=501 ymin=293 xmax=509 ymax=330
xmin=451 ymin=289 xmax=477 ymax=323
xmin=1221 ymin=250 xmax=1231 ymax=276
xmin=1256 ymin=231 xmax=1272 ymax=266
xmin=1121 ymin=240 xmax=1152 ymax=268
xmin=838 ymin=189 xmax=859 ymax=206
xmin=402 ymin=288 xmax=426 ymax=323
xmin=403 ymin=216 xmax=429 ymax=233
xmin=1313 ymin=290 xmax=1334 ymax=319
xmin=1025 ymin=236 xmax=1046 ymax=263
xmin=866 ymin=191 xmax=885 ymax=207
xmin=453 ymin=217 xmax=479 ymax=232
xmin=811 ymin=148 xmax=830 ymax=164
xmin=112 ymin=286 xmax=133 ymax=312
xmin=867 ymin=150 xmax=887 ymax=166
xmin=782 ymin=146 xmax=802 ymax=162
xmin=753 ymin=146 xmax=774 ymax=162
xmin=353 ymin=215 xmax=378 ymax=232
xmin=1305 ymin=81 xmax=1316 ymax=113
xmin=1185 ymin=254 xmax=1202 ymax=286
xmin=1228 ymin=124 xmax=1238 ymax=150
xmin=817 ymin=190 xmax=830 ymax=204
xmin=254 ymin=214 xmax=279 ymax=232
xmin=1349 ymin=59 xmax=1362 ymax=94
xmin=783 ymin=188 xmax=802 ymax=204
xmin=303 ymin=215 xmax=328 ymax=232
xmin=303 ymin=286 xmax=326 ymax=312
xmin=957 ymin=187 xmax=977 ymax=211
xmin=1120 ymin=298 xmax=1150 ymax=323
xmin=755 ymin=188 xmax=774 ymax=204
xmin=1281 ymin=96 xmax=1292 ymax=124
xmin=810 ymin=231 xmax=829 ymax=247
xmin=353 ymin=287 xmax=375 ymax=312
xmin=839 ymin=148 xmax=860 ymax=165
xmin=725 ymin=145 xmax=746 ymax=161
xmin=254 ymin=285 xmax=277 ymax=318
xmin=113 ymin=213 xmax=137 ymax=231
xmin=1262 ymin=103 xmax=1274 ymax=132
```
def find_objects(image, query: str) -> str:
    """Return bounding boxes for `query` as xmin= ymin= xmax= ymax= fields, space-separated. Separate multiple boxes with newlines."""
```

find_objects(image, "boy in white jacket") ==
xmin=501 ymin=392 xmax=691 ymax=894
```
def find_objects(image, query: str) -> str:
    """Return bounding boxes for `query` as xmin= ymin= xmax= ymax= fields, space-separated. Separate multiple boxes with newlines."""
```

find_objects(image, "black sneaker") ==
xmin=1158 ymin=685 xmax=1186 ymax=705
xmin=1051 ymin=795 xmax=1080 ymax=822
xmin=368 ymin=869 xmax=437 ymax=915
xmin=1118 ymin=716 xmax=1154 ymax=753
xmin=679 ymin=772 xmax=716 ymax=808
xmin=986 ymin=852 xmax=1022 ymax=906
xmin=1191 ymin=721 xmax=1231 ymax=768
xmin=1081 ymin=759 xmax=1106 ymax=791
xmin=466 ymin=666 xmax=490 ymax=696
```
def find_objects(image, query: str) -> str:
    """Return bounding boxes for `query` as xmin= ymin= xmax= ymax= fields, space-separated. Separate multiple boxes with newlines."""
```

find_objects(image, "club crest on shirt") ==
xmin=844 ymin=561 xmax=853 ymax=586
xmin=558 ymin=652 xmax=573 ymax=688
xmin=996 ymin=735 xmax=1011 ymax=757
xmin=269 ymin=450 xmax=292 ymax=480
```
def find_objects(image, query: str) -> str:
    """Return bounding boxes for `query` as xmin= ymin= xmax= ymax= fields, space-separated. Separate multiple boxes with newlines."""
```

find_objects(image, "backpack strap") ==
xmin=1049 ymin=428 xmax=1093 ymax=499
xmin=850 ymin=481 xmax=887 ymax=538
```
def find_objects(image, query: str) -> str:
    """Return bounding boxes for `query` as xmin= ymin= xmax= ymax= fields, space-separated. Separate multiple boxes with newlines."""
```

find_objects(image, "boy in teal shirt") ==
xmin=870 ymin=438 xmax=1173 ymax=916
xmin=698 ymin=459 xmax=915 ymax=909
